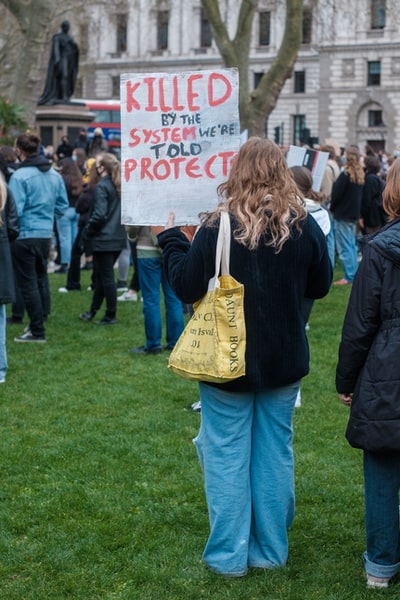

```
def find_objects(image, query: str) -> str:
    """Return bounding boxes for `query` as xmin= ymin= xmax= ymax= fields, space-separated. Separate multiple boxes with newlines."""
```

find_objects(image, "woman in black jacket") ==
xmin=158 ymin=138 xmax=332 ymax=577
xmin=336 ymin=158 xmax=400 ymax=589
xmin=79 ymin=153 xmax=126 ymax=324
xmin=0 ymin=169 xmax=19 ymax=383
xmin=330 ymin=146 xmax=364 ymax=284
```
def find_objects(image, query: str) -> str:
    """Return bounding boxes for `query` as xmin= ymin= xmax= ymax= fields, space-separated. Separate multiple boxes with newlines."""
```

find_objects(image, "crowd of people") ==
xmin=0 ymin=130 xmax=399 ymax=589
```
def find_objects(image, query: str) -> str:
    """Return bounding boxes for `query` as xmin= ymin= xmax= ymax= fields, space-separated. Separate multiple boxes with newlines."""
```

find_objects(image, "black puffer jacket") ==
xmin=336 ymin=218 xmax=400 ymax=451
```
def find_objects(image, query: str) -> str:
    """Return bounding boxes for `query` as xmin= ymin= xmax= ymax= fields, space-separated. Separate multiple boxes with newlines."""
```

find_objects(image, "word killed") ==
xmin=124 ymin=72 xmax=233 ymax=113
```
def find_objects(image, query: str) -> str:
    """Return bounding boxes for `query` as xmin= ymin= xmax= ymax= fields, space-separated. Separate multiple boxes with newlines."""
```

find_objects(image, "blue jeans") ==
xmin=57 ymin=206 xmax=78 ymax=264
xmin=194 ymin=381 xmax=299 ymax=576
xmin=0 ymin=305 xmax=7 ymax=380
xmin=334 ymin=219 xmax=358 ymax=282
xmin=137 ymin=256 xmax=184 ymax=349
xmin=363 ymin=451 xmax=400 ymax=579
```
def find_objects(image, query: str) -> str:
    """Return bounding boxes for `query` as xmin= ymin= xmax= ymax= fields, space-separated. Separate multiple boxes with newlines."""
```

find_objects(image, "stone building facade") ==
xmin=27 ymin=1 xmax=400 ymax=153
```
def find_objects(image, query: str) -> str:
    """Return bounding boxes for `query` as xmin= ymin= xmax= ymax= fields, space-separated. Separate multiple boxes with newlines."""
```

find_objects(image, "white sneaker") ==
xmin=0 ymin=378 xmax=5 ymax=384
xmin=367 ymin=575 xmax=390 ymax=588
xmin=118 ymin=291 xmax=138 ymax=302
xmin=58 ymin=287 xmax=69 ymax=293
xmin=185 ymin=400 xmax=201 ymax=413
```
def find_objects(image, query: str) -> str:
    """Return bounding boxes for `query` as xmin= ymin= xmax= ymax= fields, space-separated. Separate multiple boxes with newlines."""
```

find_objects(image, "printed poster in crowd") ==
xmin=286 ymin=145 xmax=329 ymax=192
xmin=120 ymin=68 xmax=240 ymax=225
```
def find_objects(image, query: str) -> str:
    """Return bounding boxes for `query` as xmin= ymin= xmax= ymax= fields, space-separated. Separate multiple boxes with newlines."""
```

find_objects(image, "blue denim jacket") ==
xmin=9 ymin=158 xmax=69 ymax=239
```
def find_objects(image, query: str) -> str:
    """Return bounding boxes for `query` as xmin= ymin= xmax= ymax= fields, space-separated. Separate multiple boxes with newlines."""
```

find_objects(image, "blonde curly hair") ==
xmin=202 ymin=137 xmax=306 ymax=253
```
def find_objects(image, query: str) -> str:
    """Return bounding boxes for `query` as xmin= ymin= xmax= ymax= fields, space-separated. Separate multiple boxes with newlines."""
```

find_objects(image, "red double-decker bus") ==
xmin=84 ymin=99 xmax=121 ymax=157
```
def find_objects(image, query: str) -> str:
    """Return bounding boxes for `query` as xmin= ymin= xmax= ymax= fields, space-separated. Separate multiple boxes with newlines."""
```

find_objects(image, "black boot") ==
xmin=54 ymin=263 xmax=68 ymax=274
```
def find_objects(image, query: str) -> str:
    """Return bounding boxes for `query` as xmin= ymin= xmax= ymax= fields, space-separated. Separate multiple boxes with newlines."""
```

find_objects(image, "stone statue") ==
xmin=38 ymin=20 xmax=79 ymax=105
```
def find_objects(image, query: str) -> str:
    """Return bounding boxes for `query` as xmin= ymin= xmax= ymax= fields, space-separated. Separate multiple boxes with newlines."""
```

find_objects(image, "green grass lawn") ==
xmin=0 ymin=269 xmax=396 ymax=599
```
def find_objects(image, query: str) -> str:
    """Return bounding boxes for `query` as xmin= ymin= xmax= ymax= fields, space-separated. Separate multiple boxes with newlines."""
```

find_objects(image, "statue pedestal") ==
xmin=35 ymin=102 xmax=95 ymax=151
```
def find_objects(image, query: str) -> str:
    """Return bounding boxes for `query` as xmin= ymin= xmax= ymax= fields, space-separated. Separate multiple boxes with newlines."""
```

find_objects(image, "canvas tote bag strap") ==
xmin=207 ymin=210 xmax=231 ymax=291
xmin=219 ymin=210 xmax=231 ymax=276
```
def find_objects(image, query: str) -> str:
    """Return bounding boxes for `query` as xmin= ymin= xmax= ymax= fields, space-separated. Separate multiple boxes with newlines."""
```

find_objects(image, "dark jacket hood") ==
xmin=368 ymin=217 xmax=400 ymax=267
xmin=19 ymin=155 xmax=52 ymax=173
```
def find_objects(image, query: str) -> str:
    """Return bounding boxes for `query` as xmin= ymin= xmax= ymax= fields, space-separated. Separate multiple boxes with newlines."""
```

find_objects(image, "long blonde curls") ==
xmin=344 ymin=146 xmax=365 ymax=185
xmin=97 ymin=153 xmax=121 ymax=195
xmin=204 ymin=137 xmax=306 ymax=252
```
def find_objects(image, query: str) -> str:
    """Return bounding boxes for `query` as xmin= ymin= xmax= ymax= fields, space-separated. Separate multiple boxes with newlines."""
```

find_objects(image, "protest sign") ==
xmin=286 ymin=145 xmax=329 ymax=192
xmin=120 ymin=68 xmax=240 ymax=225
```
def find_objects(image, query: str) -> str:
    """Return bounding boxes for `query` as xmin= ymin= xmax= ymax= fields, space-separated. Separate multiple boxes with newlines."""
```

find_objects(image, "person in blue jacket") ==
xmin=9 ymin=133 xmax=68 ymax=342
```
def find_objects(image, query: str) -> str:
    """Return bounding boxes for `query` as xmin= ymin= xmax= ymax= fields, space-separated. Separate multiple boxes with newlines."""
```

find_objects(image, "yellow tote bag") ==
xmin=168 ymin=211 xmax=246 ymax=383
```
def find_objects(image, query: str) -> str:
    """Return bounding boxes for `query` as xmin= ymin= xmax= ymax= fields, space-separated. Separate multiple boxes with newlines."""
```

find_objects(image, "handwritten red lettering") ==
xmin=126 ymin=81 xmax=141 ymax=112
xmin=187 ymin=74 xmax=203 ymax=111
xmin=124 ymin=71 xmax=233 ymax=113
xmin=208 ymin=73 xmax=232 ymax=107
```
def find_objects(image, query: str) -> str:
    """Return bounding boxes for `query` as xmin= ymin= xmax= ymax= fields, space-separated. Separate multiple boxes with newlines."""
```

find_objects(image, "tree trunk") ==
xmin=0 ymin=0 xmax=58 ymax=126
xmin=202 ymin=0 xmax=304 ymax=136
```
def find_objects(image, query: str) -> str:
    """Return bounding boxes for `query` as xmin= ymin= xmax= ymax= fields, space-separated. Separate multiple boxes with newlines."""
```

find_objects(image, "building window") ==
xmin=158 ymin=10 xmax=169 ymax=50
xmin=259 ymin=11 xmax=271 ymax=46
xmin=201 ymin=9 xmax=212 ymax=48
xmin=79 ymin=25 xmax=88 ymax=59
xmin=371 ymin=0 xmax=386 ymax=29
xmin=368 ymin=109 xmax=383 ymax=127
xmin=254 ymin=72 xmax=264 ymax=88
xmin=116 ymin=14 xmax=127 ymax=54
xmin=294 ymin=71 xmax=305 ymax=93
xmin=368 ymin=61 xmax=381 ymax=86
xmin=112 ymin=76 xmax=120 ymax=99
xmin=302 ymin=7 xmax=312 ymax=44
xmin=293 ymin=114 xmax=306 ymax=144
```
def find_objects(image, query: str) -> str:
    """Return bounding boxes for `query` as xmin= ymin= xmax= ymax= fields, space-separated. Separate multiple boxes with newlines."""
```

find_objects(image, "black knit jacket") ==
xmin=158 ymin=213 xmax=332 ymax=392
xmin=330 ymin=171 xmax=363 ymax=221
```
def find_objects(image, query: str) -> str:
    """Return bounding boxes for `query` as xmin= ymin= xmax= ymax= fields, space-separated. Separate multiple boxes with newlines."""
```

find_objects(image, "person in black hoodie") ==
xmin=336 ymin=158 xmax=400 ymax=589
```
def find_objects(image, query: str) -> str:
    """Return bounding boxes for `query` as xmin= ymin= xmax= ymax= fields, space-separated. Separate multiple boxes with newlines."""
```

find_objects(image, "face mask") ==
xmin=72 ymin=155 xmax=77 ymax=161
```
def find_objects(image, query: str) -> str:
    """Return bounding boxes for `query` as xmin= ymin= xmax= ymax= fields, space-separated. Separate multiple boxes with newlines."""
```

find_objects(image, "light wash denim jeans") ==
xmin=137 ymin=256 xmax=184 ymax=350
xmin=0 ymin=304 xmax=7 ymax=381
xmin=363 ymin=451 xmax=400 ymax=579
xmin=333 ymin=219 xmax=358 ymax=282
xmin=57 ymin=206 xmax=78 ymax=264
xmin=194 ymin=381 xmax=299 ymax=576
